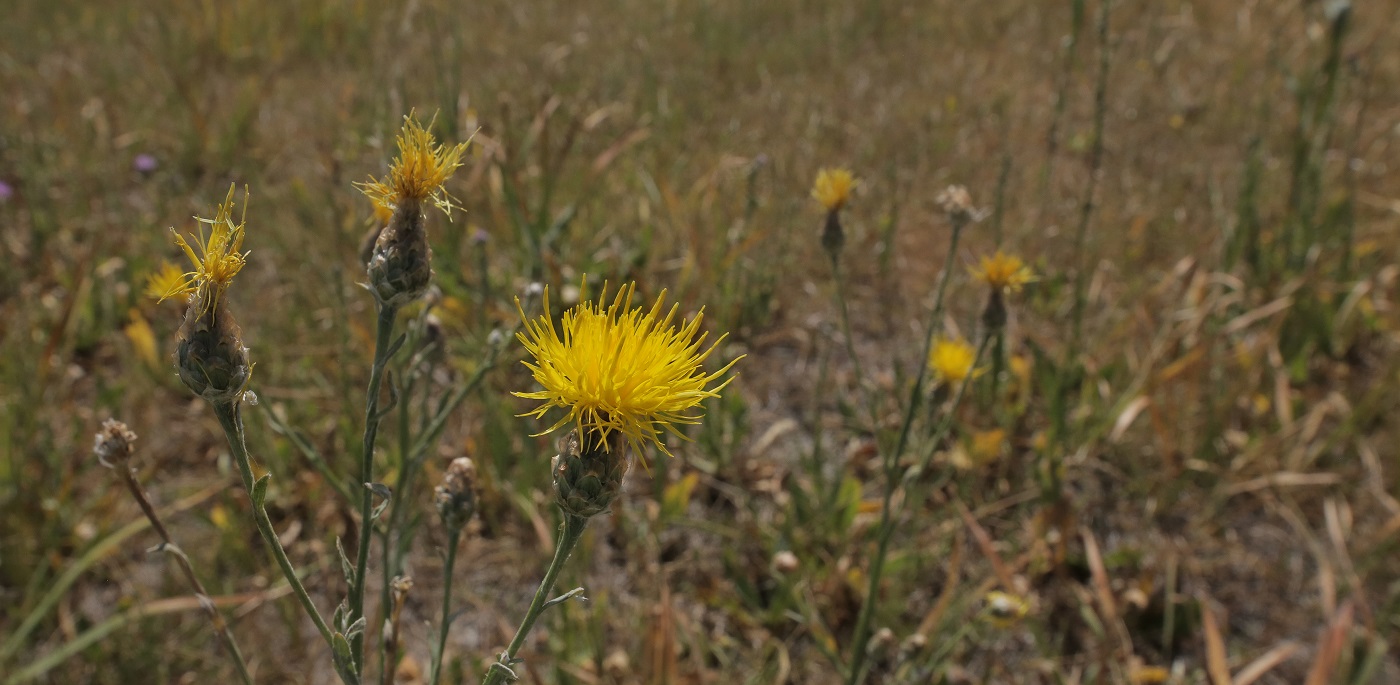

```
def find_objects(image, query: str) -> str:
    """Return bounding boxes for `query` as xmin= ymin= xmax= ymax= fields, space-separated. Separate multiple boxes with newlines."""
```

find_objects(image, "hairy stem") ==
xmin=482 ymin=514 xmax=588 ymax=685
xmin=213 ymin=403 xmax=335 ymax=650
xmin=429 ymin=528 xmax=463 ymax=685
xmin=351 ymin=304 xmax=399 ymax=668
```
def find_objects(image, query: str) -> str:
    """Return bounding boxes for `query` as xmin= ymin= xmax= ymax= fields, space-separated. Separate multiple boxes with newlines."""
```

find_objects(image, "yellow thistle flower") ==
xmin=969 ymin=428 xmax=1006 ymax=464
xmin=811 ymin=167 xmax=857 ymax=212
xmin=162 ymin=184 xmax=249 ymax=314
xmin=123 ymin=309 xmax=159 ymax=370
xmin=1129 ymin=665 xmax=1170 ymax=684
xmin=357 ymin=111 xmax=470 ymax=218
xmin=371 ymin=198 xmax=394 ymax=226
xmin=145 ymin=261 xmax=191 ymax=302
xmin=928 ymin=336 xmax=981 ymax=383
xmin=514 ymin=282 xmax=743 ymax=458
xmin=983 ymin=591 xmax=1030 ymax=628
xmin=971 ymin=251 xmax=1035 ymax=293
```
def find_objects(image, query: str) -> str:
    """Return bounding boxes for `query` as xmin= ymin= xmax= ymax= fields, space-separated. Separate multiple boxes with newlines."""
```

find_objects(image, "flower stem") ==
xmin=828 ymin=253 xmax=870 ymax=406
xmin=116 ymin=465 xmax=255 ymax=685
xmin=212 ymin=402 xmax=335 ymax=650
xmin=351 ymin=303 xmax=400 ymax=669
xmin=845 ymin=333 xmax=989 ymax=685
xmin=482 ymin=514 xmax=589 ymax=685
xmin=428 ymin=527 xmax=463 ymax=685
xmin=843 ymin=218 xmax=966 ymax=685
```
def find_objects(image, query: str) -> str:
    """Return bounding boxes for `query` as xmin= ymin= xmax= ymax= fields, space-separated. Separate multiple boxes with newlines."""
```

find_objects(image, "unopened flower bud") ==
xmin=94 ymin=419 xmax=138 ymax=468
xmin=435 ymin=457 xmax=478 ymax=531
xmin=820 ymin=210 xmax=845 ymax=257
xmin=367 ymin=196 xmax=433 ymax=308
xmin=935 ymin=185 xmax=983 ymax=227
xmin=176 ymin=296 xmax=251 ymax=404
xmin=980 ymin=289 xmax=1007 ymax=333
xmin=552 ymin=430 xmax=630 ymax=519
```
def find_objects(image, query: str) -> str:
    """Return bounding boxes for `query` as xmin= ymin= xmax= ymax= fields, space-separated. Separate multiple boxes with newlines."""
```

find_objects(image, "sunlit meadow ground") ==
xmin=3 ymin=1 xmax=1400 ymax=683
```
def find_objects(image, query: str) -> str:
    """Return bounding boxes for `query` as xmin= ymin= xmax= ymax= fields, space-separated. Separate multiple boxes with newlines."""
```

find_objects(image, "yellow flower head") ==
xmin=928 ymin=336 xmax=981 ymax=383
xmin=972 ymin=251 xmax=1035 ymax=293
xmin=969 ymin=428 xmax=1006 ymax=463
xmin=983 ymin=591 xmax=1030 ymax=628
xmin=357 ymin=111 xmax=470 ymax=218
xmin=145 ymin=261 xmax=191 ymax=302
xmin=811 ymin=167 xmax=857 ymax=212
xmin=162 ymin=184 xmax=249 ymax=314
xmin=514 ymin=282 xmax=743 ymax=458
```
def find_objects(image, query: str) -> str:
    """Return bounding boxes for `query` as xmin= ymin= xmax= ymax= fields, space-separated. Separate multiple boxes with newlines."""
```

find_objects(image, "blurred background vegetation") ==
xmin=2 ymin=0 xmax=1399 ymax=683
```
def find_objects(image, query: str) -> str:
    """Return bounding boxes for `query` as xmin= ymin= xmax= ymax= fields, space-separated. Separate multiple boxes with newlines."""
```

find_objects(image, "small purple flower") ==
xmin=470 ymin=227 xmax=490 ymax=245
xmin=0 ymin=180 xmax=13 ymax=203
xmin=133 ymin=154 xmax=158 ymax=174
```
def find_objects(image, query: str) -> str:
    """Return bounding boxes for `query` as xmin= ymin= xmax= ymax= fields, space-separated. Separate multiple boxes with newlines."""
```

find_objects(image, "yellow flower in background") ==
xmin=928 ymin=336 xmax=981 ymax=383
xmin=969 ymin=428 xmax=1006 ymax=464
xmin=357 ymin=111 xmax=470 ymax=217
xmin=1129 ymin=665 xmax=1170 ymax=684
xmin=811 ymin=167 xmax=857 ymax=212
xmin=514 ymin=282 xmax=743 ymax=458
xmin=123 ymin=309 xmax=159 ymax=370
xmin=983 ymin=590 xmax=1030 ymax=628
xmin=972 ymin=251 xmax=1035 ymax=293
xmin=163 ymin=184 xmax=249 ymax=314
xmin=145 ymin=261 xmax=191 ymax=302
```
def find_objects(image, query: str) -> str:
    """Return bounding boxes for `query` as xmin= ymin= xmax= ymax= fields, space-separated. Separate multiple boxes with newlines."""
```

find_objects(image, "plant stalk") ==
xmin=212 ymin=402 xmax=335 ymax=649
xmin=429 ymin=528 xmax=463 ymax=685
xmin=117 ymin=465 xmax=255 ymax=685
xmin=351 ymin=303 xmax=400 ymax=668
xmin=843 ymin=218 xmax=966 ymax=684
xmin=482 ymin=514 xmax=589 ymax=685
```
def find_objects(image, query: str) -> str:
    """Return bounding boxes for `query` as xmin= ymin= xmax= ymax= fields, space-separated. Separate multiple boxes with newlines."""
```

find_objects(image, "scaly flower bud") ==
xmin=551 ymin=430 xmax=629 ymax=519
xmin=435 ymin=457 xmax=478 ymax=531
xmin=93 ymin=419 xmax=138 ymax=468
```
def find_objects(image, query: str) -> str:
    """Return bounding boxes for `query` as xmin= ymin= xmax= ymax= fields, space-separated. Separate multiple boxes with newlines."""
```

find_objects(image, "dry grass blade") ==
xmin=1304 ymin=602 xmax=1354 ymax=685
xmin=1232 ymin=641 xmax=1301 ymax=685
xmin=1080 ymin=528 xmax=1130 ymax=654
xmin=955 ymin=499 xmax=1015 ymax=592
xmin=1109 ymin=396 xmax=1150 ymax=443
xmin=1202 ymin=601 xmax=1232 ymax=685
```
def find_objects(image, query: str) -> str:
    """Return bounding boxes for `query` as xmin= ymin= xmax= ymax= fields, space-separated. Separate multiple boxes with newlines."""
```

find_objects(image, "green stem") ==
xmin=482 ymin=514 xmax=589 ymax=685
xmin=118 ymin=466 xmax=255 ymax=685
xmin=1068 ymin=0 xmax=1111 ymax=354
xmin=840 ymin=219 xmax=963 ymax=683
xmin=213 ymin=403 xmax=334 ymax=649
xmin=845 ymin=330 xmax=987 ymax=685
xmin=351 ymin=303 xmax=399 ymax=669
xmin=429 ymin=528 xmax=463 ymax=685
xmin=829 ymin=253 xmax=870 ymax=405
